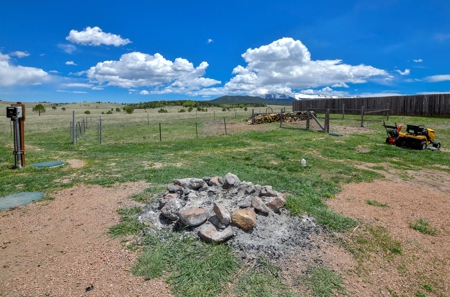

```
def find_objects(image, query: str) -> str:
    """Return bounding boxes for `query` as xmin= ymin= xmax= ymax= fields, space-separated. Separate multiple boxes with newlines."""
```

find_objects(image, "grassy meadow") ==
xmin=1 ymin=100 xmax=450 ymax=296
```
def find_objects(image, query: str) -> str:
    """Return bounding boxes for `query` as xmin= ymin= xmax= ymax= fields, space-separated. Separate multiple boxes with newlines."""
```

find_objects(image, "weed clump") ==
xmin=409 ymin=219 xmax=436 ymax=235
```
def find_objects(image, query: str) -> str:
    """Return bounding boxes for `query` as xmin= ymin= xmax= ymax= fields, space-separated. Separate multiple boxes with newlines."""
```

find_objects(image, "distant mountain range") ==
xmin=209 ymin=93 xmax=338 ymax=105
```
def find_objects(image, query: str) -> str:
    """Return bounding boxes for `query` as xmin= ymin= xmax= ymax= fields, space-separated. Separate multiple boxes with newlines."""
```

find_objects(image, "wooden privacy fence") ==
xmin=292 ymin=94 xmax=450 ymax=117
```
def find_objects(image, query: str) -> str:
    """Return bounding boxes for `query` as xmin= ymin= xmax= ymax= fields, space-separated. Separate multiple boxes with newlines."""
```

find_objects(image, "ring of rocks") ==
xmin=138 ymin=173 xmax=322 ymax=260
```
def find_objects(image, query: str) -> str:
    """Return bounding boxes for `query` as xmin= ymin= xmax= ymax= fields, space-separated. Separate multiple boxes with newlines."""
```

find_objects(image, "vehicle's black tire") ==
xmin=395 ymin=137 xmax=403 ymax=147
xmin=386 ymin=137 xmax=390 ymax=144
xmin=433 ymin=142 xmax=441 ymax=148
xmin=419 ymin=141 xmax=427 ymax=150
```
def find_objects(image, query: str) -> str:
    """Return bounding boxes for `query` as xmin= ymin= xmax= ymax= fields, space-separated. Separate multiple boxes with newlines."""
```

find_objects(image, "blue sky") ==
xmin=1 ymin=0 xmax=450 ymax=103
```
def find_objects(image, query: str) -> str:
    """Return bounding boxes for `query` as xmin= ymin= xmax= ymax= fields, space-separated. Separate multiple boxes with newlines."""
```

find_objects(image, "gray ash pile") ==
xmin=138 ymin=173 xmax=322 ymax=260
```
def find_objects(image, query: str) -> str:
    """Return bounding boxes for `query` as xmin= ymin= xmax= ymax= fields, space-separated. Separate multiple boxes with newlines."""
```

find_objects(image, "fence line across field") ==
xmin=69 ymin=111 xmax=233 ymax=145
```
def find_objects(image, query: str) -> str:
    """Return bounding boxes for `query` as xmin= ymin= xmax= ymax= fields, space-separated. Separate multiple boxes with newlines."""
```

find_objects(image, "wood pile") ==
xmin=245 ymin=111 xmax=313 ymax=125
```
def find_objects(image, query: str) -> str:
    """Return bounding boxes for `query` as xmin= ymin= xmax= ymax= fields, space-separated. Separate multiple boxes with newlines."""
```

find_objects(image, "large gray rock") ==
xmin=174 ymin=178 xmax=206 ymax=190
xmin=222 ymin=173 xmax=240 ymax=189
xmin=231 ymin=209 xmax=256 ymax=231
xmin=208 ymin=176 xmax=221 ymax=186
xmin=260 ymin=186 xmax=278 ymax=197
xmin=251 ymin=196 xmax=270 ymax=215
xmin=178 ymin=207 xmax=208 ymax=227
xmin=198 ymin=224 xmax=234 ymax=243
xmin=209 ymin=215 xmax=227 ymax=229
xmin=161 ymin=199 xmax=184 ymax=220
xmin=213 ymin=202 xmax=231 ymax=225
xmin=266 ymin=194 xmax=286 ymax=213
xmin=167 ymin=184 xmax=181 ymax=193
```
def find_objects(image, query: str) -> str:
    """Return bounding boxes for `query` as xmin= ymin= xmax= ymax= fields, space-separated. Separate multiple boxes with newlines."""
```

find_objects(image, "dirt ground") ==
xmin=1 ymin=134 xmax=449 ymax=296
xmin=326 ymin=178 xmax=450 ymax=297
xmin=0 ymin=182 xmax=173 ymax=297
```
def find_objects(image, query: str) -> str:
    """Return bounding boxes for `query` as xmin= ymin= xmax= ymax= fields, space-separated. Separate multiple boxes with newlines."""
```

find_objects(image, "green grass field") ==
xmin=1 ymin=100 xmax=449 ymax=296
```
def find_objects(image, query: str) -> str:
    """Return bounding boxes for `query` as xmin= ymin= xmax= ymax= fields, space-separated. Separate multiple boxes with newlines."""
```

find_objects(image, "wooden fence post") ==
xmin=280 ymin=109 xmax=283 ymax=128
xmin=386 ymin=103 xmax=389 ymax=121
xmin=360 ymin=105 xmax=365 ymax=127
xmin=342 ymin=103 xmax=345 ymax=120
xmin=306 ymin=110 xmax=310 ymax=130
xmin=325 ymin=109 xmax=330 ymax=132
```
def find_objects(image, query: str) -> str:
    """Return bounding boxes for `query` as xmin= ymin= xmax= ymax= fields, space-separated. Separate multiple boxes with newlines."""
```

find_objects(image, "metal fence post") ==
xmin=223 ymin=117 xmax=227 ymax=135
xmin=99 ymin=116 xmax=102 ymax=144
xmin=159 ymin=123 xmax=162 ymax=141
xmin=72 ymin=111 xmax=75 ymax=144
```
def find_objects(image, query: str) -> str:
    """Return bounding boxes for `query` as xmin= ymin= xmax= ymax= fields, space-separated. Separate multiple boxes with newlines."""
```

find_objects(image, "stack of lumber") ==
xmin=245 ymin=111 xmax=313 ymax=125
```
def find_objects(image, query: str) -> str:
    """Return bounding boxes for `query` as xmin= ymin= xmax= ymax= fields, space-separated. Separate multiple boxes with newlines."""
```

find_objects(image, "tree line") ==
xmin=128 ymin=100 xmax=266 ymax=109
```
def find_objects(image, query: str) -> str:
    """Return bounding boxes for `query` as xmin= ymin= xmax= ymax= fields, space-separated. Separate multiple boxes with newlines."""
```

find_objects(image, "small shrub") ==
xmin=84 ymin=110 xmax=91 ymax=114
xmin=106 ymin=110 xmax=113 ymax=114
xmin=116 ymin=107 xmax=121 ymax=112
xmin=52 ymin=106 xmax=57 ymax=110
xmin=244 ymin=107 xmax=248 ymax=111
xmin=409 ymin=219 xmax=436 ymax=235
xmin=101 ymin=112 xmax=105 ymax=114
xmin=158 ymin=108 xmax=168 ymax=113
xmin=62 ymin=107 xmax=66 ymax=111
xmin=222 ymin=108 xmax=226 ymax=111
xmin=188 ymin=107 xmax=193 ymax=112
xmin=422 ymin=284 xmax=433 ymax=292
xmin=179 ymin=109 xmax=186 ymax=113
xmin=123 ymin=106 xmax=134 ymax=114
xmin=366 ymin=200 xmax=388 ymax=207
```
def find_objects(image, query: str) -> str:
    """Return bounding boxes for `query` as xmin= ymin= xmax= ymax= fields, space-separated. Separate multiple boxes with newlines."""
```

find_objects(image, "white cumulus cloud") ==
xmin=0 ymin=52 xmax=48 ymax=86
xmin=425 ymin=74 xmax=450 ymax=82
xmin=207 ymin=39 xmax=213 ymax=43
xmin=9 ymin=51 xmax=30 ymax=58
xmin=413 ymin=59 xmax=423 ymax=63
xmin=66 ymin=26 xmax=131 ymax=46
xmin=223 ymin=37 xmax=388 ymax=96
xmin=58 ymin=44 xmax=77 ymax=54
xmin=331 ymin=82 xmax=349 ymax=88
xmin=62 ymin=83 xmax=93 ymax=88
xmin=86 ymin=52 xmax=220 ymax=93
xmin=396 ymin=69 xmax=410 ymax=75
xmin=66 ymin=61 xmax=77 ymax=66
xmin=140 ymin=90 xmax=149 ymax=95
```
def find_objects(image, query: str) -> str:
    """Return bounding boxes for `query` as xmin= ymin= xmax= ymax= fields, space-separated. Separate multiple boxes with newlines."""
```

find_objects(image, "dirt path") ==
xmin=0 ymin=182 xmax=173 ymax=297
xmin=327 ymin=179 xmax=450 ymax=296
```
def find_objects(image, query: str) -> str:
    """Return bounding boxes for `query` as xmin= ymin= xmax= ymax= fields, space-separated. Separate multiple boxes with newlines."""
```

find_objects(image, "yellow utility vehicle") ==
xmin=395 ymin=124 xmax=441 ymax=150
